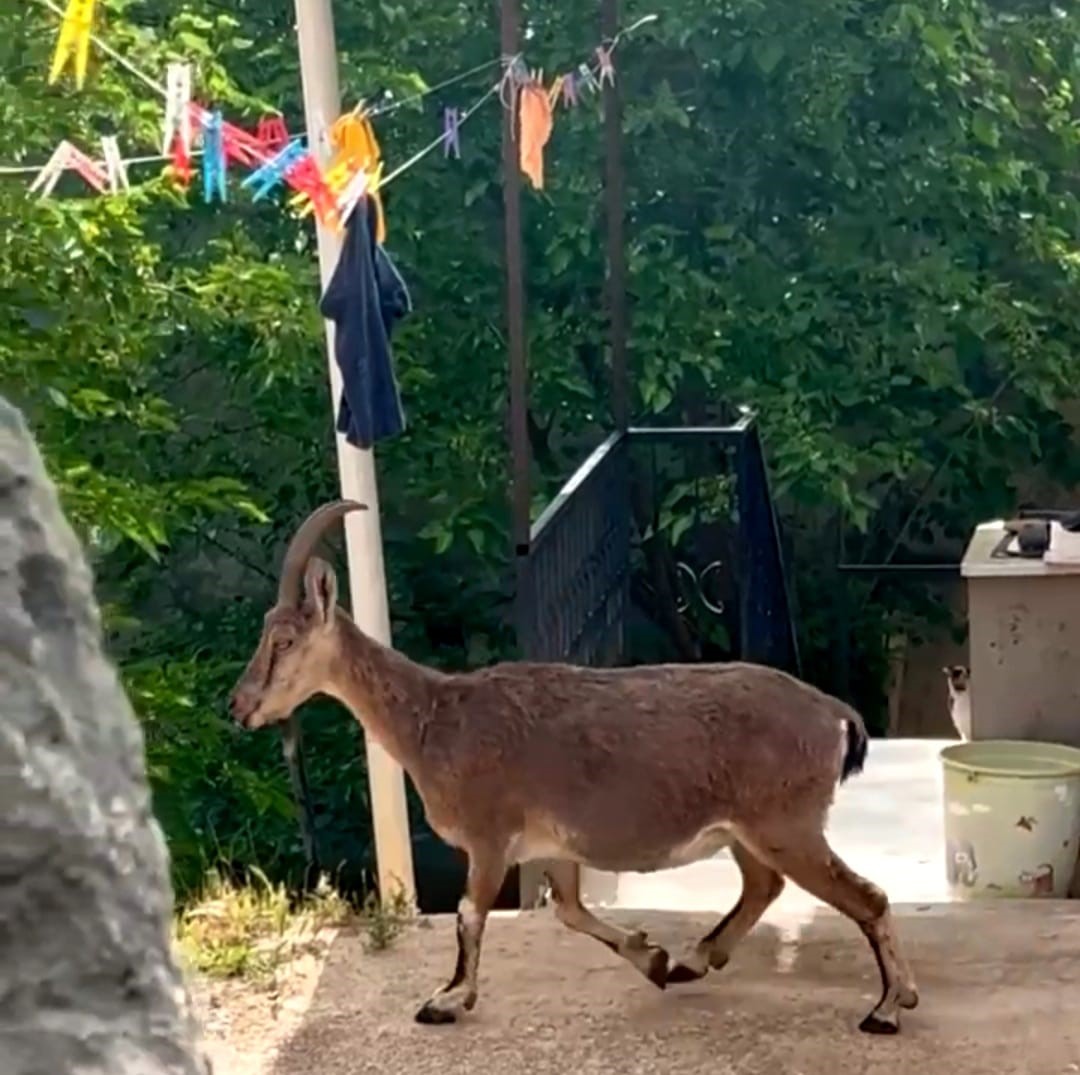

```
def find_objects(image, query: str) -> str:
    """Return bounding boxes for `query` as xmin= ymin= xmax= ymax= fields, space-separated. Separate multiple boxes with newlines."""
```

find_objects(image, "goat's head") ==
xmin=229 ymin=500 xmax=366 ymax=729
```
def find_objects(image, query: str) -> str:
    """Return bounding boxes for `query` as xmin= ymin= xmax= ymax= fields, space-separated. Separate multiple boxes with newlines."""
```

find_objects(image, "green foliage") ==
xmin=3 ymin=0 xmax=1079 ymax=893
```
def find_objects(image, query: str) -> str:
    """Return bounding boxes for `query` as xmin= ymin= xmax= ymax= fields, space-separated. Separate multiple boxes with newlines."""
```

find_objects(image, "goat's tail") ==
xmin=839 ymin=713 xmax=869 ymax=784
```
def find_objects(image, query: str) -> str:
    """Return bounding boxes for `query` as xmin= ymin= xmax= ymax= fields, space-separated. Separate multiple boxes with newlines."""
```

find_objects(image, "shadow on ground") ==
xmin=271 ymin=902 xmax=1080 ymax=1075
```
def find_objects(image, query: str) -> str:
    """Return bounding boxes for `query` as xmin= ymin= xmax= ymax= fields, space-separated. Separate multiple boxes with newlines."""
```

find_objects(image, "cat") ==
xmin=943 ymin=665 xmax=972 ymax=741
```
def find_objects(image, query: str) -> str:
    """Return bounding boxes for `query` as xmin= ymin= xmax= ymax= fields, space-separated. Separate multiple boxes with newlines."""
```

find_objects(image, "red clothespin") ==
xmin=284 ymin=152 xmax=338 ymax=227
xmin=257 ymin=115 xmax=290 ymax=152
xmin=168 ymin=130 xmax=193 ymax=187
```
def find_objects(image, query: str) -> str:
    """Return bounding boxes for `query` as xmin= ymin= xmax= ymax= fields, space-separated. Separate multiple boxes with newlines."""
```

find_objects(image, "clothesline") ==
xmin=2 ymin=3 xmax=657 ymax=206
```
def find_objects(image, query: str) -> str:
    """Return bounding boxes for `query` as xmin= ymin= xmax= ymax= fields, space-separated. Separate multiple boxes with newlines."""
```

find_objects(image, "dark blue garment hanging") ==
xmin=319 ymin=195 xmax=411 ymax=448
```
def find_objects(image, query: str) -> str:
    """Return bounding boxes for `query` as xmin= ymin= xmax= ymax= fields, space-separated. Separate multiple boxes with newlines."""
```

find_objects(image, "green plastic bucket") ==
xmin=941 ymin=740 xmax=1080 ymax=899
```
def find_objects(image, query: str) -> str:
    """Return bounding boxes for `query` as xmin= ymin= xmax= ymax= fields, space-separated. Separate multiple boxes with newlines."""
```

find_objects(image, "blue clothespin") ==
xmin=443 ymin=108 xmax=461 ymax=160
xmin=241 ymin=138 xmax=306 ymax=201
xmin=202 ymin=110 xmax=227 ymax=204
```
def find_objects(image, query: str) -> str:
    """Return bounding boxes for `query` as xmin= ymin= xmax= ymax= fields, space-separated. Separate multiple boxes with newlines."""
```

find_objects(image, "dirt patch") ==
xmin=187 ymin=928 xmax=336 ymax=1075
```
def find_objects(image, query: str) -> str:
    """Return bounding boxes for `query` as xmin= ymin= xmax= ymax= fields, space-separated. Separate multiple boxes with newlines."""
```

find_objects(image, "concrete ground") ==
xmin=267 ymin=901 xmax=1080 ymax=1075
xmin=197 ymin=741 xmax=1080 ymax=1073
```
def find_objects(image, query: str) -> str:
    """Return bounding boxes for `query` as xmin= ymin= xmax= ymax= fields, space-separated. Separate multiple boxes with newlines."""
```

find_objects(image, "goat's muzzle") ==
xmin=229 ymin=686 xmax=259 ymax=728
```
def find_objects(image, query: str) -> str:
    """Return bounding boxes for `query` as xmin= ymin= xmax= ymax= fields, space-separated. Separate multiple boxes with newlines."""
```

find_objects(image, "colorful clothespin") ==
xmin=162 ymin=63 xmax=193 ymax=154
xmin=256 ymin=115 xmax=290 ymax=152
xmin=337 ymin=161 xmax=384 ymax=224
xmin=283 ymin=153 xmax=338 ymax=228
xmin=48 ymin=0 xmax=97 ymax=89
xmin=499 ymin=55 xmax=531 ymax=108
xmin=560 ymin=71 xmax=579 ymax=108
xmin=168 ymin=131 xmax=193 ymax=187
xmin=443 ymin=108 xmax=461 ymax=160
xmin=100 ymin=135 xmax=129 ymax=193
xmin=201 ymin=110 xmax=227 ymax=204
xmin=242 ymin=139 xmax=306 ymax=200
xmin=596 ymin=46 xmax=616 ymax=88
xmin=29 ymin=140 xmax=107 ymax=198
xmin=577 ymin=62 xmax=600 ymax=95
xmin=221 ymin=120 xmax=265 ymax=167
xmin=329 ymin=113 xmax=381 ymax=171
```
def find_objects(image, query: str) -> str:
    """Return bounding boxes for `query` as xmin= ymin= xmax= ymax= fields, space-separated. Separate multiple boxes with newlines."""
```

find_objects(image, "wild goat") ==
xmin=229 ymin=501 xmax=919 ymax=1034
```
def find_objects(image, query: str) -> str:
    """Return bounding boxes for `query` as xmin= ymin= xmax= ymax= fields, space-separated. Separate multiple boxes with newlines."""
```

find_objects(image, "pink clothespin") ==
xmin=221 ymin=120 xmax=266 ymax=167
xmin=100 ymin=135 xmax=129 ymax=193
xmin=162 ymin=63 xmax=193 ymax=154
xmin=29 ymin=140 xmax=107 ymax=197
xmin=561 ymin=71 xmax=578 ymax=108
xmin=596 ymin=46 xmax=616 ymax=88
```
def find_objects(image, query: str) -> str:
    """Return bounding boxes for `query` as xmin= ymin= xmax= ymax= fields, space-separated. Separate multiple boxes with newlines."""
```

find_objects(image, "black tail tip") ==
xmin=840 ymin=718 xmax=868 ymax=783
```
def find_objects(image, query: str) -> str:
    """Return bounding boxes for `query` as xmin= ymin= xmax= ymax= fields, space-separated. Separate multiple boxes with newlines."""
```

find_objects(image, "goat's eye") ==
xmin=273 ymin=636 xmax=294 ymax=653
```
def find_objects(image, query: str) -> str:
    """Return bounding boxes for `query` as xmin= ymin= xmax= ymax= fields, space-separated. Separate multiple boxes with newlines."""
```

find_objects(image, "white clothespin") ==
xmin=29 ymin=143 xmax=72 ymax=198
xmin=336 ymin=164 xmax=371 ymax=223
xmin=162 ymin=62 xmax=193 ymax=154
xmin=100 ymin=135 xmax=130 ymax=193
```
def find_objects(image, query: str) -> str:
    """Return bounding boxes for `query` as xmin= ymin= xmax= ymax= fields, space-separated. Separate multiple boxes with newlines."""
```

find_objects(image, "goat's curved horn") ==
xmin=277 ymin=500 xmax=368 ymax=606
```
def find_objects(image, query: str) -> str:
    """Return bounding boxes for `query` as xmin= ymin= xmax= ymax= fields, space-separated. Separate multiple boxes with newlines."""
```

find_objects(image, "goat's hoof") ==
xmin=415 ymin=1002 xmax=457 ymax=1026
xmin=858 ymin=1011 xmax=900 ymax=1035
xmin=666 ymin=961 xmax=707 ymax=985
xmin=645 ymin=946 xmax=669 ymax=990
xmin=899 ymin=988 xmax=919 ymax=1011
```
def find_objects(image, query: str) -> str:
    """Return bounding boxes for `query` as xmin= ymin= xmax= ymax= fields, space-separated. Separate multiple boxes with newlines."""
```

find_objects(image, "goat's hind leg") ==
xmin=667 ymin=840 xmax=785 ymax=983
xmin=415 ymin=851 xmax=507 ymax=1025
xmin=741 ymin=828 xmax=918 ymax=1034
xmin=546 ymin=861 xmax=669 ymax=989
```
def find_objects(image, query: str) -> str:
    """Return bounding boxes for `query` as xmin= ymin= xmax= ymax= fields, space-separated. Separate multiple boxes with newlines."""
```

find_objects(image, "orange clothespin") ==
xmin=330 ymin=113 xmax=381 ymax=171
xmin=48 ymin=0 xmax=97 ymax=89
xmin=325 ymin=113 xmax=386 ymax=241
xmin=29 ymin=140 xmax=107 ymax=197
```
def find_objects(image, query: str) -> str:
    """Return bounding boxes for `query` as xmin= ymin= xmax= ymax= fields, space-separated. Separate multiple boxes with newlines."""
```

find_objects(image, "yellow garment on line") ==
xmin=518 ymin=82 xmax=553 ymax=190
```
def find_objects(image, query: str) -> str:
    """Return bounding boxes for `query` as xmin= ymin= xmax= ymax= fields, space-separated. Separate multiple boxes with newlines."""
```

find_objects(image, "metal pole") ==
xmin=500 ymin=0 xmax=530 ymax=556
xmin=602 ymin=0 xmax=629 ymax=431
xmin=293 ymin=0 xmax=415 ymax=904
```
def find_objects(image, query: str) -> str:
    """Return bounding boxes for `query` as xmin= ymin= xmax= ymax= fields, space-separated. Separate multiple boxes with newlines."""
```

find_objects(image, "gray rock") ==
xmin=0 ymin=396 xmax=210 ymax=1075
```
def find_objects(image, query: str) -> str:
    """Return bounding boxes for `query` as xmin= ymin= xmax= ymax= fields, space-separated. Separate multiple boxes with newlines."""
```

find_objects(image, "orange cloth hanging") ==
xmin=518 ymin=82 xmax=553 ymax=190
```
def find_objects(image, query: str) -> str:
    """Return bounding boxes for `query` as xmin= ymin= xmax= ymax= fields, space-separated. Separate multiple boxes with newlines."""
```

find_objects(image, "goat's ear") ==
xmin=302 ymin=557 xmax=338 ymax=624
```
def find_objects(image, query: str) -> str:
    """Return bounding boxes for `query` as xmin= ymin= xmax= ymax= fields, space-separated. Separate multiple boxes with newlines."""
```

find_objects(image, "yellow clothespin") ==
xmin=48 ymin=0 xmax=97 ymax=89
xmin=548 ymin=74 xmax=564 ymax=107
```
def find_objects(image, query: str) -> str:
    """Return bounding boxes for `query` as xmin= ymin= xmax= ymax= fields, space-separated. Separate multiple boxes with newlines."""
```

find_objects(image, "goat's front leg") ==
xmin=545 ymin=860 xmax=669 ymax=989
xmin=415 ymin=850 xmax=507 ymax=1025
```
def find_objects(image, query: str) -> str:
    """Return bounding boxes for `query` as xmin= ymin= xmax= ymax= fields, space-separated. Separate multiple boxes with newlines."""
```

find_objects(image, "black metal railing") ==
xmin=515 ymin=413 xmax=800 ymax=676
xmin=515 ymin=434 xmax=632 ymax=665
